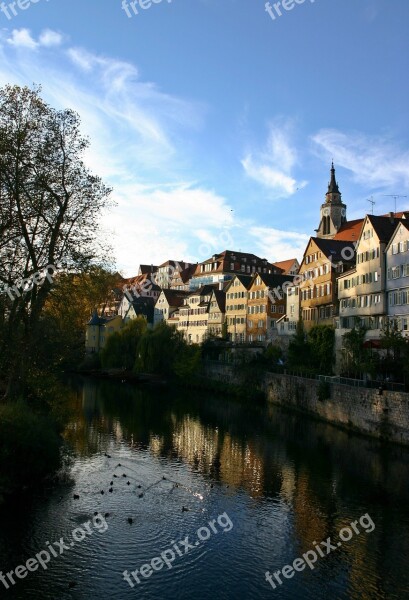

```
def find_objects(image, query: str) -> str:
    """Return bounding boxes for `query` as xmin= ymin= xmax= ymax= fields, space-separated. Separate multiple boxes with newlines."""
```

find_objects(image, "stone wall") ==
xmin=202 ymin=363 xmax=409 ymax=445
xmin=264 ymin=373 xmax=409 ymax=445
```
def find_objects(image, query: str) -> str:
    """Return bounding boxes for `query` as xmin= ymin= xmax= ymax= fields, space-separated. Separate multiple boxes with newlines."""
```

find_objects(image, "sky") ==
xmin=0 ymin=0 xmax=408 ymax=275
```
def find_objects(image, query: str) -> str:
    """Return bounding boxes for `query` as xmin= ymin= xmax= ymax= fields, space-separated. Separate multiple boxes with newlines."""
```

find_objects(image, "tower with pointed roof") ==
xmin=316 ymin=163 xmax=347 ymax=239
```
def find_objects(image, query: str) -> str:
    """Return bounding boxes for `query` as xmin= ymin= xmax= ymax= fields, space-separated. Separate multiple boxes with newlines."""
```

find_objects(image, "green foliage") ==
xmin=101 ymin=318 xmax=147 ymax=370
xmin=264 ymin=343 xmax=283 ymax=364
xmin=288 ymin=321 xmax=335 ymax=375
xmin=317 ymin=380 xmax=331 ymax=402
xmin=380 ymin=320 xmax=409 ymax=382
xmin=341 ymin=324 xmax=370 ymax=378
xmin=221 ymin=319 xmax=228 ymax=341
xmin=135 ymin=322 xmax=200 ymax=379
xmin=288 ymin=320 xmax=311 ymax=371
xmin=0 ymin=403 xmax=62 ymax=496
xmin=77 ymin=353 xmax=101 ymax=371
xmin=173 ymin=344 xmax=202 ymax=381
xmin=308 ymin=325 xmax=335 ymax=375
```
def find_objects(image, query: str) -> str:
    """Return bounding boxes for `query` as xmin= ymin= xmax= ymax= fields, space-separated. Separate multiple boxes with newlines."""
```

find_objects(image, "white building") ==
xmin=385 ymin=220 xmax=409 ymax=336
xmin=337 ymin=214 xmax=403 ymax=336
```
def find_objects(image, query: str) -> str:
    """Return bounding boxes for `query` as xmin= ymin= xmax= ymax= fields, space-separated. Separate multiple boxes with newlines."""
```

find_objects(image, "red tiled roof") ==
xmin=333 ymin=219 xmax=364 ymax=241
xmin=272 ymin=258 xmax=297 ymax=273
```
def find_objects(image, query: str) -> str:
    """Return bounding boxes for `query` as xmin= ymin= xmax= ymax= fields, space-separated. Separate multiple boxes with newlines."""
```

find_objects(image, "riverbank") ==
xmin=201 ymin=362 xmax=409 ymax=446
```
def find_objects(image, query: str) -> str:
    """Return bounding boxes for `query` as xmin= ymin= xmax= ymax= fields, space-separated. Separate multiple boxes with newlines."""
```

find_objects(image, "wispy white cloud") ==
xmin=248 ymin=226 xmax=309 ymax=263
xmin=0 ymin=29 xmax=234 ymax=275
xmin=241 ymin=120 xmax=307 ymax=198
xmin=39 ymin=29 xmax=64 ymax=48
xmin=312 ymin=128 xmax=409 ymax=189
xmin=7 ymin=28 xmax=38 ymax=49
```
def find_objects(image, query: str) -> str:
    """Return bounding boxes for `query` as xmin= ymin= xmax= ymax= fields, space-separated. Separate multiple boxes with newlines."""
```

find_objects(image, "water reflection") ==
xmin=0 ymin=376 xmax=408 ymax=599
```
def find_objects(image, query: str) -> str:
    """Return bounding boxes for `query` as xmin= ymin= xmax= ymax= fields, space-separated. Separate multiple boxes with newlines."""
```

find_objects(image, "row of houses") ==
xmin=86 ymin=164 xmax=409 ymax=358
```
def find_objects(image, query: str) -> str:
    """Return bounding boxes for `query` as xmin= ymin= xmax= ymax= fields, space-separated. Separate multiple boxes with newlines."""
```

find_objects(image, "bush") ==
xmin=101 ymin=318 xmax=147 ymax=370
xmin=317 ymin=380 xmax=331 ymax=402
xmin=135 ymin=322 xmax=201 ymax=379
xmin=77 ymin=352 xmax=101 ymax=371
xmin=0 ymin=402 xmax=62 ymax=495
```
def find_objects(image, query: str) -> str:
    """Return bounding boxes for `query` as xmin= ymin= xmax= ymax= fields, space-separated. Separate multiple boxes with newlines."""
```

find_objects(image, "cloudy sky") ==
xmin=0 ymin=0 xmax=408 ymax=274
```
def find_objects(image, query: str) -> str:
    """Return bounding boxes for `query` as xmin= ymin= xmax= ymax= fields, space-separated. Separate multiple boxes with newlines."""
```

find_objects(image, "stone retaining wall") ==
xmin=202 ymin=363 xmax=409 ymax=445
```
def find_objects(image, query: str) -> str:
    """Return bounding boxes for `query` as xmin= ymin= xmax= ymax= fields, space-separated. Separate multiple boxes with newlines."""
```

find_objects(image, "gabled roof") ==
xmin=129 ymin=296 xmax=155 ymax=308
xmin=170 ymin=263 xmax=196 ymax=283
xmin=193 ymin=250 xmax=275 ymax=277
xmin=250 ymin=272 xmax=295 ymax=289
xmin=158 ymin=259 xmax=190 ymax=269
xmin=272 ymin=258 xmax=298 ymax=274
xmin=189 ymin=283 xmax=218 ymax=297
xmin=381 ymin=211 xmax=409 ymax=219
xmin=160 ymin=289 xmax=189 ymax=306
xmin=139 ymin=264 xmax=158 ymax=275
xmin=333 ymin=219 xmax=364 ymax=241
xmin=224 ymin=273 xmax=253 ymax=291
xmin=210 ymin=289 xmax=226 ymax=312
xmin=385 ymin=220 xmax=409 ymax=252
xmin=366 ymin=214 xmax=403 ymax=243
xmin=88 ymin=311 xmax=106 ymax=326
xmin=312 ymin=237 xmax=355 ymax=262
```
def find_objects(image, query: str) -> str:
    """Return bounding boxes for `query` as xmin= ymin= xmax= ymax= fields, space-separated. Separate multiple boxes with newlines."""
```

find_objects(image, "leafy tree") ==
xmin=380 ymin=319 xmax=409 ymax=382
xmin=307 ymin=325 xmax=335 ymax=375
xmin=288 ymin=321 xmax=335 ymax=375
xmin=264 ymin=343 xmax=283 ymax=364
xmin=0 ymin=85 xmax=112 ymax=399
xmin=101 ymin=318 xmax=147 ymax=370
xmin=34 ymin=268 xmax=121 ymax=370
xmin=135 ymin=322 xmax=200 ymax=379
xmin=341 ymin=324 xmax=368 ymax=377
xmin=288 ymin=320 xmax=311 ymax=371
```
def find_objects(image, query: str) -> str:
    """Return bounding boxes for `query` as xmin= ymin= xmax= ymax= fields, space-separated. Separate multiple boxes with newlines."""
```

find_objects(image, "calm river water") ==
xmin=1 ymin=377 xmax=409 ymax=599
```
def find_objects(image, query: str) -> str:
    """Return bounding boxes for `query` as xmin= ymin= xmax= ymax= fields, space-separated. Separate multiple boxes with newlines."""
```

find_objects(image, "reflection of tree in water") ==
xmin=60 ymin=376 xmax=409 ymax=598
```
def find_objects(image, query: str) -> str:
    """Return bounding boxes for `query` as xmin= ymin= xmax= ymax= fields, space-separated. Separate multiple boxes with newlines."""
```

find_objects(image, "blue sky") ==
xmin=0 ymin=0 xmax=408 ymax=274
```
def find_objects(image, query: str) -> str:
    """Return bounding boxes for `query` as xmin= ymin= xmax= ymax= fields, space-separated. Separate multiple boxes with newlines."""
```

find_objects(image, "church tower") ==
xmin=316 ymin=163 xmax=347 ymax=239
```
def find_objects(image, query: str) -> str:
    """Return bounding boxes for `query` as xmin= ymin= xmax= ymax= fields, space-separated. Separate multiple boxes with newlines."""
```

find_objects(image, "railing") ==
xmin=318 ymin=374 xmax=408 ymax=393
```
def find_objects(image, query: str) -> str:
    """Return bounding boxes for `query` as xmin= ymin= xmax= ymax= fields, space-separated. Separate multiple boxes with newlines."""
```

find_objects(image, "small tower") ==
xmin=316 ymin=163 xmax=347 ymax=239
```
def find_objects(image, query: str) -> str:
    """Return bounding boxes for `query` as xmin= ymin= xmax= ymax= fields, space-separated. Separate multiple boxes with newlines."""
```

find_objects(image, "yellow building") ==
xmin=85 ymin=312 xmax=123 ymax=353
xmin=299 ymin=238 xmax=355 ymax=330
xmin=247 ymin=273 xmax=293 ymax=343
xmin=224 ymin=274 xmax=252 ymax=342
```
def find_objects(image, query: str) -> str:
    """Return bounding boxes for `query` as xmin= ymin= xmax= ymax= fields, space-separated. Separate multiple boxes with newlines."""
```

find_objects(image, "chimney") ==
xmin=389 ymin=211 xmax=394 ymax=223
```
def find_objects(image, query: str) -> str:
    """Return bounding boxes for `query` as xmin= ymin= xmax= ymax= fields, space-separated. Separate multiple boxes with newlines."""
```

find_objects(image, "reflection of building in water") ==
xmin=171 ymin=415 xmax=220 ymax=472
xmin=292 ymin=470 xmax=328 ymax=554
xmin=279 ymin=464 xmax=296 ymax=505
xmin=219 ymin=434 xmax=264 ymax=497
xmin=162 ymin=415 xmax=265 ymax=497
xmin=149 ymin=434 xmax=165 ymax=455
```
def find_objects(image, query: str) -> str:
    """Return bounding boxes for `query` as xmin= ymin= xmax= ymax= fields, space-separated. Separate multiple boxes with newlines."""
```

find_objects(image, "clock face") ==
xmin=323 ymin=208 xmax=330 ymax=217
xmin=341 ymin=208 xmax=346 ymax=217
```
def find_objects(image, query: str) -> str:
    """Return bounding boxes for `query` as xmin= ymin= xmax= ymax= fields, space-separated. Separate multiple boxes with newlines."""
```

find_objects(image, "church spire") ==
xmin=327 ymin=162 xmax=340 ymax=194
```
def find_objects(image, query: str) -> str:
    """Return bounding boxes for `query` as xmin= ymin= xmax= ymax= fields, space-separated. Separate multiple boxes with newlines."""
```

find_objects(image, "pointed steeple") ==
xmin=327 ymin=162 xmax=340 ymax=194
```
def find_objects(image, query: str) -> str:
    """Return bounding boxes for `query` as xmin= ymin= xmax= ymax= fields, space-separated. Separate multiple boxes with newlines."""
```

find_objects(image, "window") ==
xmin=392 ymin=244 xmax=399 ymax=255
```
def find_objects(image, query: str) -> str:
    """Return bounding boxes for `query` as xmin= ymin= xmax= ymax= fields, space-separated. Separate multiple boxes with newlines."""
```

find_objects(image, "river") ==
xmin=0 ymin=376 xmax=409 ymax=599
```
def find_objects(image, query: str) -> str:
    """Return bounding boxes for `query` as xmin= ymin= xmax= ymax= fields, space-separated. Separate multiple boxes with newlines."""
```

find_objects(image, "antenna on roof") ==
xmin=367 ymin=197 xmax=375 ymax=215
xmin=383 ymin=195 xmax=407 ymax=215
